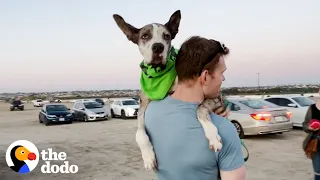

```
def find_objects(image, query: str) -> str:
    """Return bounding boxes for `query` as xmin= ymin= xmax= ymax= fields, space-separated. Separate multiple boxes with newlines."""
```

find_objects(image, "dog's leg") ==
xmin=136 ymin=92 xmax=157 ymax=171
xmin=197 ymin=98 xmax=223 ymax=152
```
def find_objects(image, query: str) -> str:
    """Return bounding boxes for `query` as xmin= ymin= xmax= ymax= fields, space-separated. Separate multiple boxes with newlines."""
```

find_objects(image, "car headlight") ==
xmin=66 ymin=114 xmax=72 ymax=117
xmin=127 ymin=108 xmax=135 ymax=113
xmin=19 ymin=104 xmax=24 ymax=106
xmin=47 ymin=115 xmax=56 ymax=118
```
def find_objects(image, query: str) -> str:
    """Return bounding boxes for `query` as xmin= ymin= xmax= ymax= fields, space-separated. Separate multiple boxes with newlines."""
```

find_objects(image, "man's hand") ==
xmin=308 ymin=126 xmax=320 ymax=131
xmin=214 ymin=106 xmax=230 ymax=118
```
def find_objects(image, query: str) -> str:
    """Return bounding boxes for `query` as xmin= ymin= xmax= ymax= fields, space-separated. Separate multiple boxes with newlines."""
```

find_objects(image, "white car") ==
xmin=264 ymin=95 xmax=316 ymax=127
xmin=110 ymin=98 xmax=139 ymax=119
xmin=33 ymin=99 xmax=45 ymax=107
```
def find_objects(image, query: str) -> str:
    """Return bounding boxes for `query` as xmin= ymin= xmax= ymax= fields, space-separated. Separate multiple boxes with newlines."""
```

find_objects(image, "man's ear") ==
xmin=165 ymin=10 xmax=181 ymax=40
xmin=199 ymin=70 xmax=210 ymax=85
xmin=113 ymin=14 xmax=140 ymax=44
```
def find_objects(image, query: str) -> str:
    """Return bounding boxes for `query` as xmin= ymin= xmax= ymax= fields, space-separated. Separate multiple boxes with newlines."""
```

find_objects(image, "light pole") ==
xmin=257 ymin=73 xmax=260 ymax=88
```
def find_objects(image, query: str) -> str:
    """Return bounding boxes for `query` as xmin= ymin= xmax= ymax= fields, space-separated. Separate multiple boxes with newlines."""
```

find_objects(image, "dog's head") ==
xmin=113 ymin=10 xmax=181 ymax=65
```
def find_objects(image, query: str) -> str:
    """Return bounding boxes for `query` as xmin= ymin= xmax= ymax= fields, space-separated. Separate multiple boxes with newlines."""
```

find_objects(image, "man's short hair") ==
xmin=175 ymin=36 xmax=229 ymax=83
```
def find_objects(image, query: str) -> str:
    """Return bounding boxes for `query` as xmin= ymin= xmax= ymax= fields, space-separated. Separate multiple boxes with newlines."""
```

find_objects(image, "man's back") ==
xmin=145 ymin=96 xmax=244 ymax=180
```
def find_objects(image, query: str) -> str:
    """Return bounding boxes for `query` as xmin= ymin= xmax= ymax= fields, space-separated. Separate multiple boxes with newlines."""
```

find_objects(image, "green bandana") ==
xmin=140 ymin=47 xmax=179 ymax=100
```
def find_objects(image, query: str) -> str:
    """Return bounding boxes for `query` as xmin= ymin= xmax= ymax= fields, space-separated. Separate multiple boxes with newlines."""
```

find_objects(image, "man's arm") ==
xmin=220 ymin=166 xmax=246 ymax=180
xmin=215 ymin=116 xmax=246 ymax=180
xmin=302 ymin=106 xmax=313 ymax=133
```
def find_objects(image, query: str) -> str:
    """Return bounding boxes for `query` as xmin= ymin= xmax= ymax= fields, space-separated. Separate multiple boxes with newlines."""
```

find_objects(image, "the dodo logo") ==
xmin=6 ymin=140 xmax=39 ymax=174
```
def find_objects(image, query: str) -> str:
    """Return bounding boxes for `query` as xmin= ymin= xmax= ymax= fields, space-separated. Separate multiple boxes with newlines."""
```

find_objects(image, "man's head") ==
xmin=113 ymin=10 xmax=181 ymax=66
xmin=175 ymin=36 xmax=229 ymax=99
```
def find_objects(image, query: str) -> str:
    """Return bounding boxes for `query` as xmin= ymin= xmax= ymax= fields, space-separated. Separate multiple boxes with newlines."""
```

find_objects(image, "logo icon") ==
xmin=6 ymin=140 xmax=39 ymax=174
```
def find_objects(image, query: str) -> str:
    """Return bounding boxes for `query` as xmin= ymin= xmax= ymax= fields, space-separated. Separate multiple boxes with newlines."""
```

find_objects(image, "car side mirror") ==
xmin=67 ymin=108 xmax=70 ymax=110
xmin=287 ymin=103 xmax=297 ymax=108
xmin=234 ymin=107 xmax=241 ymax=111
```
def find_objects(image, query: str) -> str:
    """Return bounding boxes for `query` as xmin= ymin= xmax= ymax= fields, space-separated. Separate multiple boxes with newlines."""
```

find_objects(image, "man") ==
xmin=144 ymin=36 xmax=246 ymax=180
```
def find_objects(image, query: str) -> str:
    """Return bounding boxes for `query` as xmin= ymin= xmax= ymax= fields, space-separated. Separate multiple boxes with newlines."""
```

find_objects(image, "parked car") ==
xmin=227 ymin=98 xmax=293 ymax=138
xmin=110 ymin=98 xmax=139 ymax=119
xmin=38 ymin=104 xmax=73 ymax=125
xmin=94 ymin=98 xmax=105 ymax=105
xmin=72 ymin=100 xmax=110 ymax=121
xmin=264 ymin=95 xmax=316 ymax=127
xmin=49 ymin=99 xmax=62 ymax=103
xmin=10 ymin=100 xmax=24 ymax=111
xmin=33 ymin=99 xmax=44 ymax=107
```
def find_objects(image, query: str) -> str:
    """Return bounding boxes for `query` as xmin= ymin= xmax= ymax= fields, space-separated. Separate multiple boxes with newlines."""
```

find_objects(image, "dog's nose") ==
xmin=152 ymin=43 xmax=164 ymax=53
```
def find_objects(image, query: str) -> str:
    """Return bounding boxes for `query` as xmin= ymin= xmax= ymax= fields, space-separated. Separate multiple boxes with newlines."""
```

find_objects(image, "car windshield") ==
xmin=84 ymin=102 xmax=103 ymax=109
xmin=95 ymin=99 xmax=103 ymax=102
xmin=122 ymin=100 xmax=138 ymax=105
xmin=292 ymin=97 xmax=316 ymax=107
xmin=46 ymin=105 xmax=68 ymax=111
xmin=11 ymin=100 xmax=22 ymax=105
xmin=239 ymin=99 xmax=278 ymax=109
xmin=36 ymin=100 xmax=42 ymax=102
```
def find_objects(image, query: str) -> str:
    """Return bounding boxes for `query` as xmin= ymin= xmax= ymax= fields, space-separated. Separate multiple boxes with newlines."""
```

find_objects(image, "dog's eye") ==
xmin=141 ymin=34 xmax=149 ymax=39
xmin=163 ymin=34 xmax=170 ymax=40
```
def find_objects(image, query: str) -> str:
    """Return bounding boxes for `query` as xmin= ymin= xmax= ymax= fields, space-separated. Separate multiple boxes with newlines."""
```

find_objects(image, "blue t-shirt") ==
xmin=145 ymin=96 xmax=244 ymax=180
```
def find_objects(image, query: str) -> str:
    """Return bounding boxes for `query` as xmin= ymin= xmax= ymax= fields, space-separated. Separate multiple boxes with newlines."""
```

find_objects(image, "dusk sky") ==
xmin=0 ymin=0 xmax=319 ymax=93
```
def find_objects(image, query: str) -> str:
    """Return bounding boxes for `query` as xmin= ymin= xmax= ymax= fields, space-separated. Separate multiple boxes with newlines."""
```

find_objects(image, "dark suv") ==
xmin=10 ymin=100 xmax=24 ymax=111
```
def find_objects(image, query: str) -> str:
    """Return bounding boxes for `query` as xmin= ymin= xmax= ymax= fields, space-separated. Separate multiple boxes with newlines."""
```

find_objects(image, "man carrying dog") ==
xmin=144 ymin=36 xmax=246 ymax=180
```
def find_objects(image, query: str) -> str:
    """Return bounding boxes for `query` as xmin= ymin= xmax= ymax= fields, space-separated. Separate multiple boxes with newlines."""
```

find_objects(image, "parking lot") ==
xmin=0 ymin=102 xmax=315 ymax=180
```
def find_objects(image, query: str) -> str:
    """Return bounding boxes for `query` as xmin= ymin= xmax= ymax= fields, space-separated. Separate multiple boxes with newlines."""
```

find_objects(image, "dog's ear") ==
xmin=113 ymin=14 xmax=140 ymax=44
xmin=165 ymin=10 xmax=181 ymax=39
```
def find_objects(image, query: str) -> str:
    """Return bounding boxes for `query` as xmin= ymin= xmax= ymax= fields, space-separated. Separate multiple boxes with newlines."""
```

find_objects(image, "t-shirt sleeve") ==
xmin=216 ymin=118 xmax=245 ymax=171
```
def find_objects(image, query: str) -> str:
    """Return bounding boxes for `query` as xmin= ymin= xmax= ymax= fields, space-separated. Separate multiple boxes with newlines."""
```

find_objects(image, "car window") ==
xmin=278 ymin=98 xmax=294 ymax=107
xmin=46 ymin=105 xmax=68 ymax=111
xmin=84 ymin=102 xmax=103 ymax=109
xmin=239 ymin=99 xmax=278 ymax=109
xmin=11 ymin=100 xmax=22 ymax=105
xmin=292 ymin=97 xmax=316 ymax=107
xmin=230 ymin=103 xmax=241 ymax=111
xmin=122 ymin=100 xmax=138 ymax=105
xmin=264 ymin=98 xmax=279 ymax=105
xmin=73 ymin=103 xmax=78 ymax=109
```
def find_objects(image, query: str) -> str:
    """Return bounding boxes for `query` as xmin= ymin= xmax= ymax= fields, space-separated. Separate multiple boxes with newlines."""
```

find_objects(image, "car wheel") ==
xmin=20 ymin=108 xmax=24 ymax=111
xmin=111 ymin=109 xmax=115 ymax=118
xmin=39 ymin=116 xmax=43 ymax=123
xmin=84 ymin=115 xmax=88 ymax=122
xmin=121 ymin=110 xmax=127 ymax=119
xmin=10 ymin=108 xmax=13 ymax=111
xmin=231 ymin=121 xmax=244 ymax=139
xmin=44 ymin=119 xmax=49 ymax=126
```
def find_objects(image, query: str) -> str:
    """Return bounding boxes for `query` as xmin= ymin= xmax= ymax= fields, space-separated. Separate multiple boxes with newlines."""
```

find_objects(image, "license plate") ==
xmin=275 ymin=116 xmax=284 ymax=122
xmin=59 ymin=118 xmax=65 ymax=121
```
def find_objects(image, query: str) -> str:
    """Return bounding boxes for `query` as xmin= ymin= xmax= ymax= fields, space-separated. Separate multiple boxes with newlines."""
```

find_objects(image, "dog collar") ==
xmin=139 ymin=47 xmax=178 ymax=100
xmin=139 ymin=47 xmax=178 ymax=78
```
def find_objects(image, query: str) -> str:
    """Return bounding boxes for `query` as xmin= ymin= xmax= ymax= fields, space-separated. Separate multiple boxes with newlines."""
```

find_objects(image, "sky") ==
xmin=0 ymin=0 xmax=319 ymax=93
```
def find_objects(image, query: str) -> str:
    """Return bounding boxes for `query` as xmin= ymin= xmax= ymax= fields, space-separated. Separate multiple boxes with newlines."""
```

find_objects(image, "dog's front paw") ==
xmin=209 ymin=133 xmax=222 ymax=152
xmin=141 ymin=148 xmax=157 ymax=171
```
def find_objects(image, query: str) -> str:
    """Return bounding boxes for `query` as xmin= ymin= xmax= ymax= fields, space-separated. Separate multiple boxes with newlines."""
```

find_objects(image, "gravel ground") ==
xmin=0 ymin=102 xmax=315 ymax=180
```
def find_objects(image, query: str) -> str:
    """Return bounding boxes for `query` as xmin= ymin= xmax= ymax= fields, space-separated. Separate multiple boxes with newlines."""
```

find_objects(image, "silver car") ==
xmin=72 ymin=100 xmax=110 ymax=121
xmin=227 ymin=98 xmax=293 ymax=138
